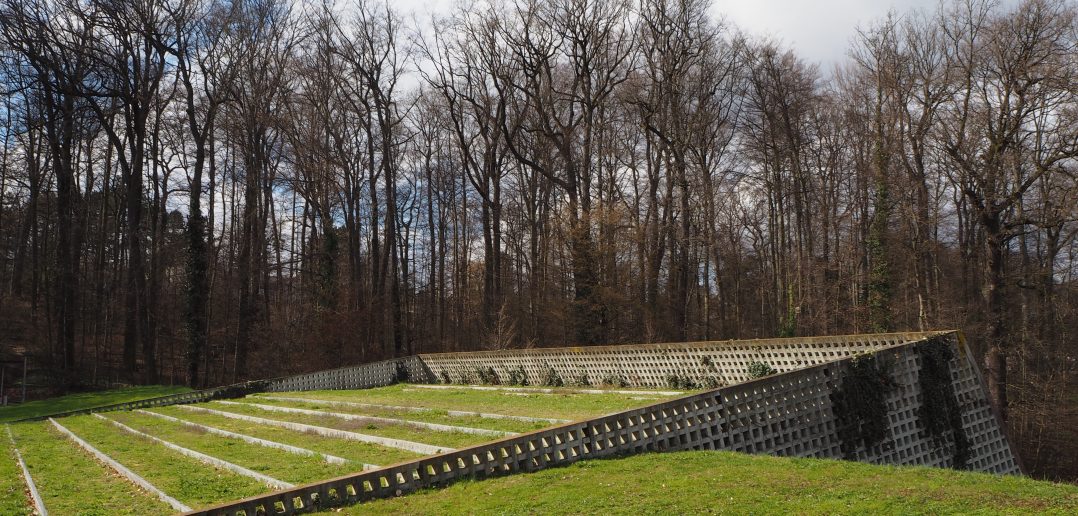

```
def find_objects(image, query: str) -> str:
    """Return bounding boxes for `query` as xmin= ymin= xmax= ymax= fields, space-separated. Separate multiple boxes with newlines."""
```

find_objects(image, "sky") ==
xmin=394 ymin=0 xmax=951 ymax=70
xmin=711 ymin=0 xmax=945 ymax=70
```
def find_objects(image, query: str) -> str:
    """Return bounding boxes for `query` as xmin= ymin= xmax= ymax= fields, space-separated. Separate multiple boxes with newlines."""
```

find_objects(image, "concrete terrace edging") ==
xmin=16 ymin=332 xmax=952 ymax=423
xmin=6 ymin=425 xmax=48 ymax=516
xmin=13 ymin=382 xmax=270 ymax=423
xmin=219 ymin=400 xmax=515 ymax=437
xmin=185 ymin=331 xmax=1022 ymax=516
xmin=254 ymin=395 xmax=572 ymax=424
xmin=94 ymin=414 xmax=294 ymax=490
xmin=409 ymin=384 xmax=685 ymax=396
xmin=135 ymin=409 xmax=356 ymax=466
xmin=48 ymin=418 xmax=192 ymax=513
xmin=175 ymin=405 xmax=455 ymax=455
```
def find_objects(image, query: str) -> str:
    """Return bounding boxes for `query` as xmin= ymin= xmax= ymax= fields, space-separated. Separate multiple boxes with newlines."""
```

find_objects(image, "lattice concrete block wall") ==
xmin=265 ymin=355 xmax=432 ymax=392
xmin=190 ymin=332 xmax=1019 ymax=516
xmin=417 ymin=332 xmax=931 ymax=388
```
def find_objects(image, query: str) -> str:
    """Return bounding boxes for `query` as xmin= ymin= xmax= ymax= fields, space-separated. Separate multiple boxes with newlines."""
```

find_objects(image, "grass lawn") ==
xmin=0 ymin=386 xmax=191 ymax=423
xmin=256 ymin=384 xmax=682 ymax=421
xmin=59 ymin=415 xmax=268 ymax=508
xmin=106 ymin=411 xmax=358 ymax=484
xmin=9 ymin=421 xmax=172 ymax=516
xmin=353 ymin=451 xmax=1078 ymax=515
xmin=151 ymin=406 xmax=424 ymax=466
xmin=1 ymin=427 xmax=31 ymax=516
xmin=202 ymin=401 xmax=493 ymax=450
xmin=236 ymin=397 xmax=550 ymax=434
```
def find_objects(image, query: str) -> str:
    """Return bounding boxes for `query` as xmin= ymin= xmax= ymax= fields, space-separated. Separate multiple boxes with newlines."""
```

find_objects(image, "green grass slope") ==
xmin=260 ymin=384 xmax=681 ymax=421
xmin=0 ymin=385 xmax=191 ymax=423
xmin=352 ymin=451 xmax=1078 ymax=515
xmin=9 ymin=421 xmax=172 ymax=515
xmin=1 ymin=427 xmax=31 ymax=516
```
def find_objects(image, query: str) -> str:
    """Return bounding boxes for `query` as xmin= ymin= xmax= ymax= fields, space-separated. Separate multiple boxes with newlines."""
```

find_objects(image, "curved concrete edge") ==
xmin=256 ymin=395 xmax=571 ymax=424
xmin=94 ymin=414 xmax=293 ymax=490
xmin=135 ymin=409 xmax=358 ymax=467
xmin=221 ymin=400 xmax=515 ymax=437
xmin=47 ymin=418 xmax=192 ymax=513
xmin=6 ymin=425 xmax=48 ymax=516
xmin=177 ymin=404 xmax=454 ymax=455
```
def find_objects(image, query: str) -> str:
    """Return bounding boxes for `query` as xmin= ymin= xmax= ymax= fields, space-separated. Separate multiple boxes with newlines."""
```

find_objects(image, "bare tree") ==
xmin=938 ymin=0 xmax=1078 ymax=419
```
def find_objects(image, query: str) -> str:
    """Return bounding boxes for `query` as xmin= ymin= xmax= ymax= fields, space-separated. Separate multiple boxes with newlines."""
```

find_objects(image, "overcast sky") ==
xmin=712 ymin=0 xmax=945 ymax=69
xmin=397 ymin=0 xmax=944 ymax=67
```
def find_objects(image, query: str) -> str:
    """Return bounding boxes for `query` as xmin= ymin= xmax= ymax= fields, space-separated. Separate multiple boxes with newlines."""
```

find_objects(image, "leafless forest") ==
xmin=0 ymin=0 xmax=1076 ymax=479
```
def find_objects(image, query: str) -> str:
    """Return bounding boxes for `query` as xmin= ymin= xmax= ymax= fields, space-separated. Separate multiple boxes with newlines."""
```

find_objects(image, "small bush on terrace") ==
xmin=600 ymin=373 xmax=629 ymax=388
xmin=748 ymin=361 xmax=778 ymax=379
xmin=666 ymin=374 xmax=699 ymax=390
xmin=507 ymin=366 xmax=529 ymax=386
xmin=476 ymin=366 xmax=500 ymax=385
xmin=542 ymin=367 xmax=564 ymax=387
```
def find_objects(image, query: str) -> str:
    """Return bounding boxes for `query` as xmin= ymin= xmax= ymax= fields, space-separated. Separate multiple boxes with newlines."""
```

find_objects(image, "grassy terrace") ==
xmin=0 ymin=385 xmax=191 ymax=423
xmin=353 ymin=451 xmax=1078 ymax=515
xmin=235 ymin=397 xmax=551 ymax=434
xmin=201 ymin=401 xmax=493 ymax=450
xmin=9 ymin=421 xmax=171 ymax=516
xmin=58 ymin=415 xmax=268 ymax=508
xmin=252 ymin=383 xmax=685 ymax=421
xmin=1 ymin=427 xmax=31 ymax=516
xmin=106 ymin=411 xmax=360 ymax=484
xmin=0 ymin=383 xmax=680 ymax=514
xmin=20 ymin=383 xmax=1060 ymax=515
xmin=149 ymin=406 xmax=424 ymax=465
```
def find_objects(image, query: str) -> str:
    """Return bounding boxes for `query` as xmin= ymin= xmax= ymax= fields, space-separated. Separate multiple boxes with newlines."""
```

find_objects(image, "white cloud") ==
xmin=712 ymin=0 xmax=942 ymax=69
xmin=392 ymin=0 xmax=1021 ymax=71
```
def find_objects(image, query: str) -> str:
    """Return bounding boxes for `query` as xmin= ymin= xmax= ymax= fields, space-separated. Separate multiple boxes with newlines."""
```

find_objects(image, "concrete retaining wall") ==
xmin=417 ymin=332 xmax=928 ymax=388
xmin=188 ymin=331 xmax=1021 ymax=516
xmin=265 ymin=355 xmax=432 ymax=392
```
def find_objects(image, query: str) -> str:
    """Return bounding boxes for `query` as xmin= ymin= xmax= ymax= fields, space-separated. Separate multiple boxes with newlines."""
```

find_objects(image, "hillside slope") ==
xmin=355 ymin=451 xmax=1078 ymax=515
xmin=0 ymin=385 xmax=190 ymax=423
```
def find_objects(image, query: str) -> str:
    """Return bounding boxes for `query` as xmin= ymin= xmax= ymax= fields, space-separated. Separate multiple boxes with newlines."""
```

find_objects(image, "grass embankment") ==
xmin=234 ymin=397 xmax=549 ymax=434
xmin=151 ymin=406 xmax=423 ymax=466
xmin=8 ymin=421 xmax=171 ymax=516
xmin=203 ymin=401 xmax=491 ymax=450
xmin=256 ymin=383 xmax=681 ymax=421
xmin=353 ymin=451 xmax=1078 ymax=515
xmin=1 ymin=427 xmax=31 ymax=516
xmin=59 ymin=415 xmax=267 ymax=508
xmin=0 ymin=385 xmax=191 ymax=423
xmin=107 ymin=411 xmax=358 ymax=484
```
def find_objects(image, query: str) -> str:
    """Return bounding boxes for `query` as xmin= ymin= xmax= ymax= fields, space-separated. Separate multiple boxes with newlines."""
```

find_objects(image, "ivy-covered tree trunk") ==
xmin=982 ymin=216 xmax=1008 ymax=421
xmin=867 ymin=178 xmax=892 ymax=332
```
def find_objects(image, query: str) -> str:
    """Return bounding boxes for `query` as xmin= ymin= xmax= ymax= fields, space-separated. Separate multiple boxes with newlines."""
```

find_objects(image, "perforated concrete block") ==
xmin=191 ymin=331 xmax=1020 ymax=516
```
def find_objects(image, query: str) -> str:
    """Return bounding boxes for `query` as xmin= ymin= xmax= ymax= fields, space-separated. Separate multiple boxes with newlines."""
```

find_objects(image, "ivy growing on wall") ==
xmin=505 ymin=366 xmax=528 ymax=386
xmin=747 ymin=361 xmax=777 ymax=379
xmin=394 ymin=360 xmax=410 ymax=383
xmin=830 ymin=354 xmax=895 ymax=459
xmin=917 ymin=339 xmax=971 ymax=470
xmin=541 ymin=364 xmax=564 ymax=387
xmin=475 ymin=366 xmax=500 ymax=385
